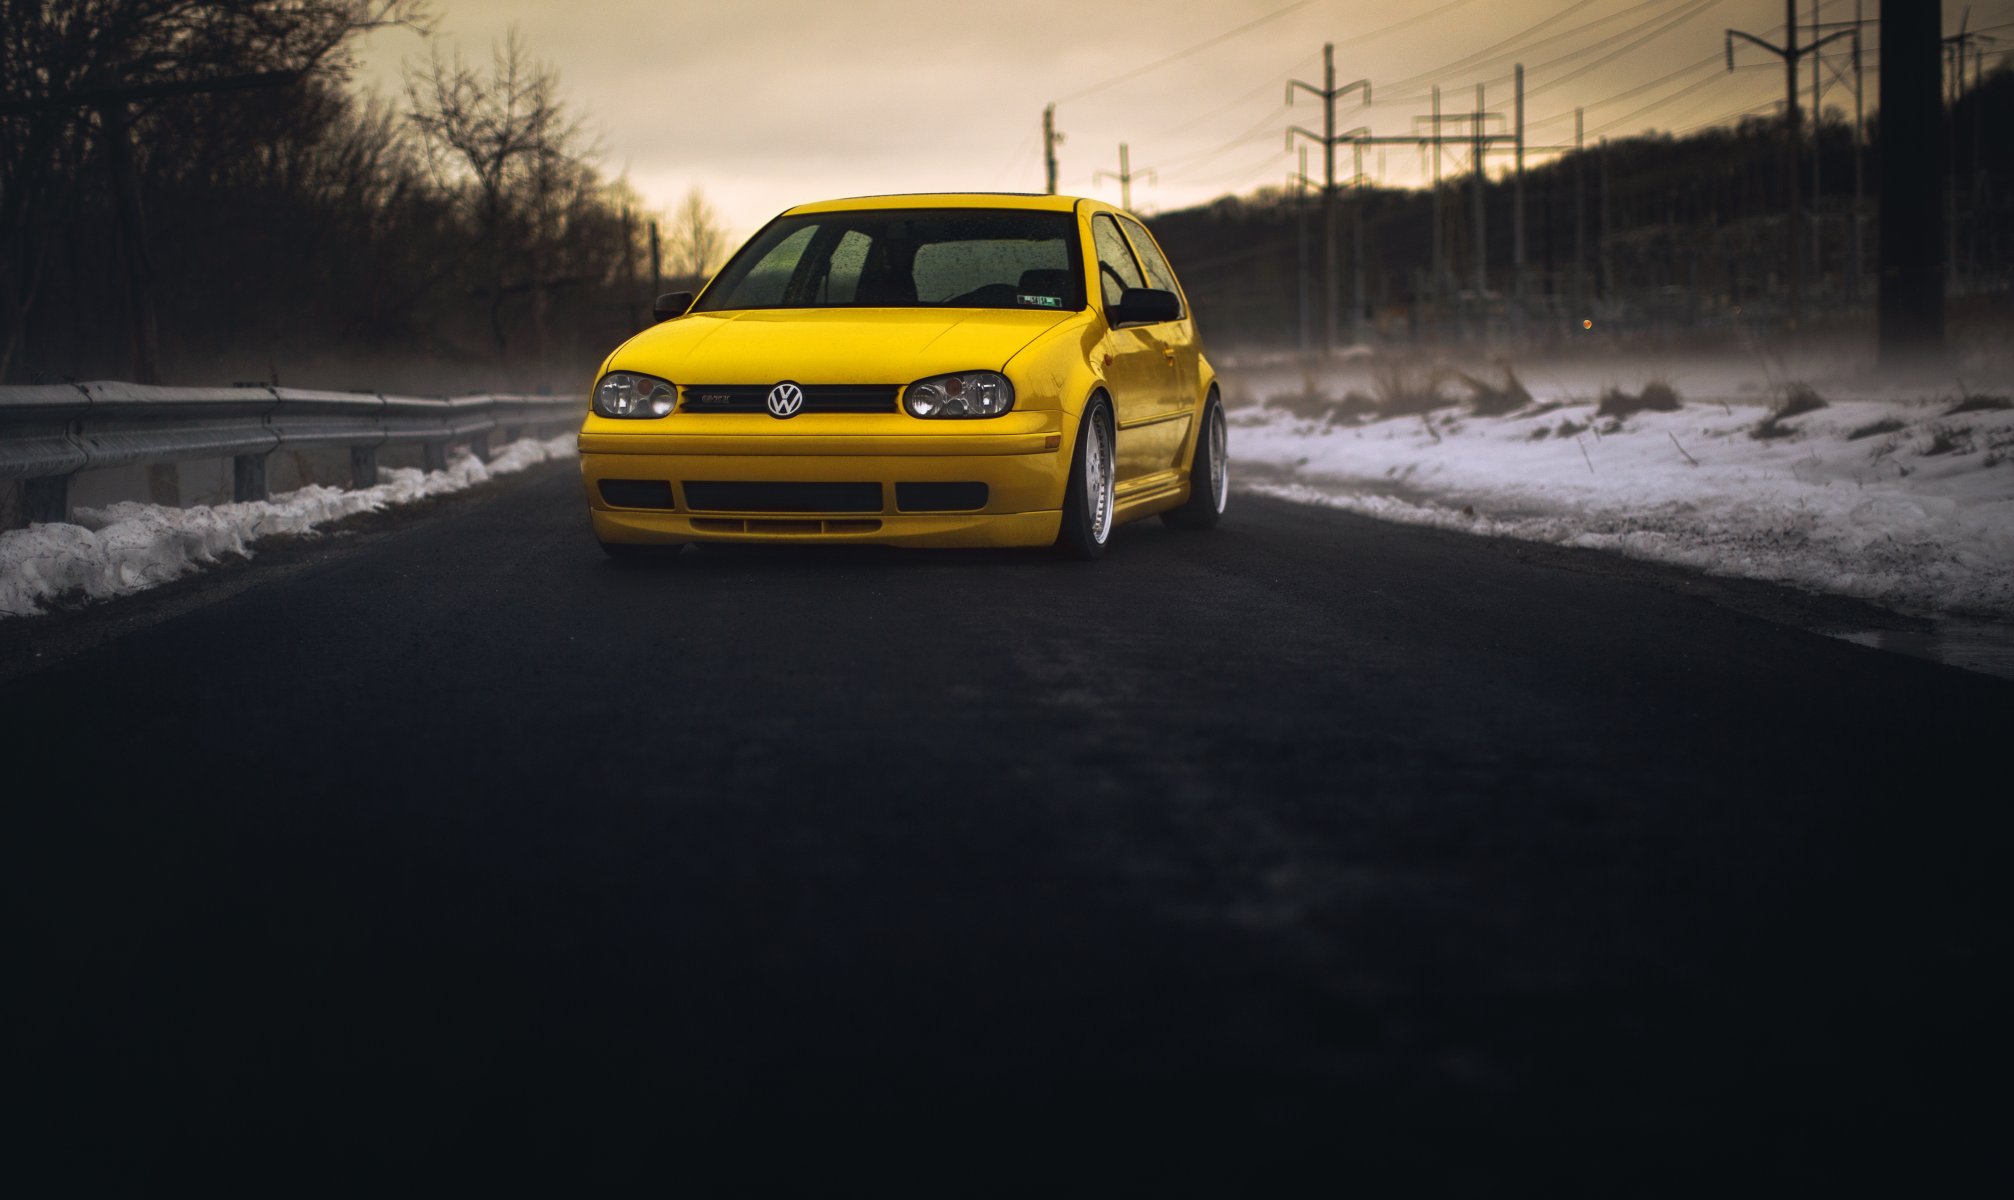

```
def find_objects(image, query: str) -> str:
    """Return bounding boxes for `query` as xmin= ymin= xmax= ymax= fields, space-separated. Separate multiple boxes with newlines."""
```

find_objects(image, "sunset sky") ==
xmin=355 ymin=0 xmax=2014 ymax=243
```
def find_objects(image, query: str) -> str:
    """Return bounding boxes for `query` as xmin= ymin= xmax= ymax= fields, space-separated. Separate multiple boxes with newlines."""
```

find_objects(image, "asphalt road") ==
xmin=5 ymin=464 xmax=2009 ymax=1193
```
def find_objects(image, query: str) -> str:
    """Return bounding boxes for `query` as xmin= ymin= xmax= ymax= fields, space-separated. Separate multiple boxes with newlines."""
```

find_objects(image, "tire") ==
xmin=598 ymin=539 xmax=684 ymax=563
xmin=1056 ymin=394 xmax=1116 ymax=560
xmin=1161 ymin=392 xmax=1228 ymax=531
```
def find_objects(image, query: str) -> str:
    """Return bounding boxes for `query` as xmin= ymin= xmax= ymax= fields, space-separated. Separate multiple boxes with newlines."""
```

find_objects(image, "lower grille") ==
xmin=599 ymin=479 xmax=675 ymax=509
xmin=895 ymin=482 xmax=989 ymax=512
xmin=680 ymin=384 xmax=899 ymax=413
xmin=691 ymin=517 xmax=882 ymax=535
xmin=682 ymin=481 xmax=884 ymax=513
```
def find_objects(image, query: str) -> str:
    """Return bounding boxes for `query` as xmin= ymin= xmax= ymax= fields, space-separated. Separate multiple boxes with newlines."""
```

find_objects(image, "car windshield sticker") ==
xmin=1017 ymin=294 xmax=1062 ymax=308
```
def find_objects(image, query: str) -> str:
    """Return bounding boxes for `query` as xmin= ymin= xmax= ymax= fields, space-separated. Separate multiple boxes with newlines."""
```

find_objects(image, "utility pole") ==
xmin=1943 ymin=17 xmax=1997 ymax=290
xmin=1345 ymin=95 xmax=1516 ymax=339
xmin=1598 ymin=137 xmax=1612 ymax=302
xmin=1432 ymin=86 xmax=1444 ymax=302
xmin=1878 ymin=0 xmax=1946 ymax=366
xmin=1287 ymin=43 xmax=1370 ymax=354
xmin=1811 ymin=0 xmax=1823 ymax=290
xmin=1472 ymin=83 xmax=1488 ymax=300
xmin=1513 ymin=64 xmax=1527 ymax=326
xmin=1290 ymin=146 xmax=1315 ymax=355
xmin=1094 ymin=142 xmax=1155 ymax=211
xmin=1728 ymin=2 xmax=1855 ymax=331
xmin=648 ymin=220 xmax=662 ymax=299
xmin=1042 ymin=104 xmax=1063 ymax=195
xmin=1352 ymin=139 xmax=1367 ymax=346
xmin=1852 ymin=0 xmax=1866 ymax=299
xmin=1814 ymin=7 xmax=1874 ymax=299
xmin=1574 ymin=108 xmax=1586 ymax=318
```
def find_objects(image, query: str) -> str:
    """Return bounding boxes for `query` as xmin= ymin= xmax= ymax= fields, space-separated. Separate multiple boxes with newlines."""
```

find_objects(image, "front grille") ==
xmin=680 ymin=384 xmax=899 ymax=413
xmin=682 ymin=481 xmax=884 ymax=513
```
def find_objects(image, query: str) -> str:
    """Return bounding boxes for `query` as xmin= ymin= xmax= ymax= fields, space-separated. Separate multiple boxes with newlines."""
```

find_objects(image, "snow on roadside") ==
xmin=0 ymin=433 xmax=575 ymax=619
xmin=1233 ymin=388 xmax=2014 ymax=620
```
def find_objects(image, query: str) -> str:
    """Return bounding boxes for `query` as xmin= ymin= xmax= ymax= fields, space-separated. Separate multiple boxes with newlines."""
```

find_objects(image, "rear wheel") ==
xmin=1162 ymin=392 xmax=1227 ymax=531
xmin=1056 ymin=395 xmax=1116 ymax=560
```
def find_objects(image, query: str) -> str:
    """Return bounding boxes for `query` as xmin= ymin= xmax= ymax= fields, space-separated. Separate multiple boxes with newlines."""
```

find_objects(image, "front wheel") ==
xmin=1055 ymin=395 xmax=1116 ymax=559
xmin=1162 ymin=393 xmax=1228 ymax=530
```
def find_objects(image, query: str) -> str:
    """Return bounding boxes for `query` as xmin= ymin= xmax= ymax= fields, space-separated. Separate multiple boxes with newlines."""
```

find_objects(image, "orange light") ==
xmin=1043 ymin=433 xmax=1062 ymax=450
xmin=1582 ymin=319 xmax=1594 ymax=330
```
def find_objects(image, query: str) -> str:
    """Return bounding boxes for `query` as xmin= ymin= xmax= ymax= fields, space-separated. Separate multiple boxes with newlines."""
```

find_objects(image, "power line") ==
xmin=1378 ymin=0 xmax=1660 ymax=102
xmin=1053 ymin=0 xmax=1328 ymax=104
xmin=1524 ymin=0 xmax=1731 ymax=101
xmin=1588 ymin=57 xmax=1762 ymax=133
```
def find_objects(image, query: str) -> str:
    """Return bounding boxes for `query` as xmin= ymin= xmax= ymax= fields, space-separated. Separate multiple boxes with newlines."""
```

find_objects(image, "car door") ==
xmin=1118 ymin=215 xmax=1200 ymax=434
xmin=1090 ymin=213 xmax=1185 ymax=482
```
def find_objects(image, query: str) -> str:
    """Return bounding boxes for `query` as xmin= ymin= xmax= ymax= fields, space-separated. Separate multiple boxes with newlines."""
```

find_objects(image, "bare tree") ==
xmin=0 ymin=0 xmax=432 ymax=381
xmin=406 ymin=25 xmax=589 ymax=363
xmin=666 ymin=186 xmax=728 ymax=280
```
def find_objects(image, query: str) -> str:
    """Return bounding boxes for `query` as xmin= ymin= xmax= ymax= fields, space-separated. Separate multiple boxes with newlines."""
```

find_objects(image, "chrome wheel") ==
xmin=1086 ymin=410 xmax=1115 ymax=543
xmin=1206 ymin=403 xmax=1228 ymax=513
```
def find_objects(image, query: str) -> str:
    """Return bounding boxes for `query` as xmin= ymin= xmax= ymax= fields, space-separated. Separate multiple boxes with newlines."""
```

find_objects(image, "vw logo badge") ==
xmin=765 ymin=381 xmax=805 ymax=419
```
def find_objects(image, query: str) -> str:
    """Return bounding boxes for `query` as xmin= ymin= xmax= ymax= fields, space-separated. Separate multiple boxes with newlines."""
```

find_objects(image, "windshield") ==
xmin=694 ymin=209 xmax=1086 ymax=313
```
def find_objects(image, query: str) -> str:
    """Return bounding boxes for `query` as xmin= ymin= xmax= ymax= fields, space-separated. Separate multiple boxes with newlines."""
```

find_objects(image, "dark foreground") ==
xmin=4 ymin=467 xmax=2008 ymax=1193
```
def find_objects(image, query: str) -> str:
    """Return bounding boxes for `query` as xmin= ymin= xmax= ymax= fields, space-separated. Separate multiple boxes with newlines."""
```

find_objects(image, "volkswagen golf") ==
xmin=578 ymin=192 xmax=1227 ymax=558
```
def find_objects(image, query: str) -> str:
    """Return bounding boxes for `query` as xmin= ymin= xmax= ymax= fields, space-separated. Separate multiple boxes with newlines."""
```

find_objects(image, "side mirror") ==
xmin=653 ymin=291 xmax=695 ymax=322
xmin=1108 ymin=287 xmax=1181 ymax=327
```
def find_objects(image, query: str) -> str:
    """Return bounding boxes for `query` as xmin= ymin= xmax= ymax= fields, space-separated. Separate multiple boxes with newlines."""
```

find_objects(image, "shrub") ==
xmin=1595 ymin=380 xmax=1682 ymax=419
xmin=1456 ymin=367 xmax=1532 ymax=417
xmin=1750 ymin=382 xmax=1828 ymax=440
xmin=1922 ymin=424 xmax=1974 ymax=457
xmin=1847 ymin=417 xmax=1906 ymax=441
xmin=1371 ymin=361 xmax=1452 ymax=416
xmin=1262 ymin=389 xmax=1378 ymax=425
xmin=1945 ymin=393 xmax=2011 ymax=415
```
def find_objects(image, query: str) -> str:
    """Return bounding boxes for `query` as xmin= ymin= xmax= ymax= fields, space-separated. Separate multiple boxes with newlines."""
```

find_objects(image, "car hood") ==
xmin=610 ymin=307 xmax=1080 ymax=386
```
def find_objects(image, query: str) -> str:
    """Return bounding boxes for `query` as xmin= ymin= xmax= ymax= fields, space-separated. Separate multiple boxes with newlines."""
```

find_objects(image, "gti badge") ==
xmin=765 ymin=382 xmax=805 ymax=419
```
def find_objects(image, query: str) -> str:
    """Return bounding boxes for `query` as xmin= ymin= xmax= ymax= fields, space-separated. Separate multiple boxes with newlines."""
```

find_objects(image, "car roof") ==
xmin=783 ymin=192 xmax=1100 ymax=216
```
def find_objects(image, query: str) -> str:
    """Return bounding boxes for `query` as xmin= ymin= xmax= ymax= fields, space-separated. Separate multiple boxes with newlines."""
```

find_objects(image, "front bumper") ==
xmin=579 ymin=410 xmax=1074 ymax=548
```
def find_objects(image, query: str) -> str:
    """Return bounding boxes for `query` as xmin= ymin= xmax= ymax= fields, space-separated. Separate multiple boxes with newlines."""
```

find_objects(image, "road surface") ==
xmin=5 ymin=463 xmax=2007 ymax=1192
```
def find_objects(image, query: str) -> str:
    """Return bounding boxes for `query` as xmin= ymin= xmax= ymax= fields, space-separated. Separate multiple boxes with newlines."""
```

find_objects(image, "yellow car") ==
xmin=578 ymin=192 xmax=1227 ymax=559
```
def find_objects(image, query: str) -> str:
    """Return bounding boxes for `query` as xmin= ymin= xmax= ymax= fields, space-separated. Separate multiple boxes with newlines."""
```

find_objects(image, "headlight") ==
xmin=904 ymin=371 xmax=1015 ymax=419
xmin=594 ymin=371 xmax=676 ymax=418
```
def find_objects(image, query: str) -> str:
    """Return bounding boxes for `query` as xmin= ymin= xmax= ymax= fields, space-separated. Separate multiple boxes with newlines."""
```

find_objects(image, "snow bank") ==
xmin=0 ymin=433 xmax=574 ymax=618
xmin=1233 ymin=383 xmax=2014 ymax=620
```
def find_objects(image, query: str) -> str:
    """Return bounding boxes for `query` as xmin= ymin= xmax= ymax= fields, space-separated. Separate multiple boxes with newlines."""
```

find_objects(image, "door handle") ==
xmin=1162 ymin=348 xmax=1177 ymax=362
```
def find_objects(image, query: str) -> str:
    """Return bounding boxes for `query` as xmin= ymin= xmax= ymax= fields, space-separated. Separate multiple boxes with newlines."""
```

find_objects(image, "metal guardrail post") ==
xmin=349 ymin=446 xmax=378 ymax=489
xmin=24 ymin=476 xmax=69 ymax=524
xmin=233 ymin=452 xmax=269 ymax=502
xmin=422 ymin=442 xmax=449 ymax=472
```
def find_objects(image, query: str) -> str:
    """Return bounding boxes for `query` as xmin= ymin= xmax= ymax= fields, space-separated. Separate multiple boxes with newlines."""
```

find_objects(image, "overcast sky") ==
xmin=355 ymin=0 xmax=2014 ymax=243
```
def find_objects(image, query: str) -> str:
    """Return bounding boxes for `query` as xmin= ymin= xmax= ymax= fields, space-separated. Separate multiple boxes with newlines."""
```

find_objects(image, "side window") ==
xmin=1092 ymin=214 xmax=1146 ymax=309
xmin=734 ymin=224 xmax=819 ymax=306
xmin=1120 ymin=217 xmax=1182 ymax=308
xmin=820 ymin=229 xmax=872 ymax=303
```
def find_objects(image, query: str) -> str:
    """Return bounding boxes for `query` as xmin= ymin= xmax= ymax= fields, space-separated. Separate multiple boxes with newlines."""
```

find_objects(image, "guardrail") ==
xmin=0 ymin=381 xmax=582 ymax=524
